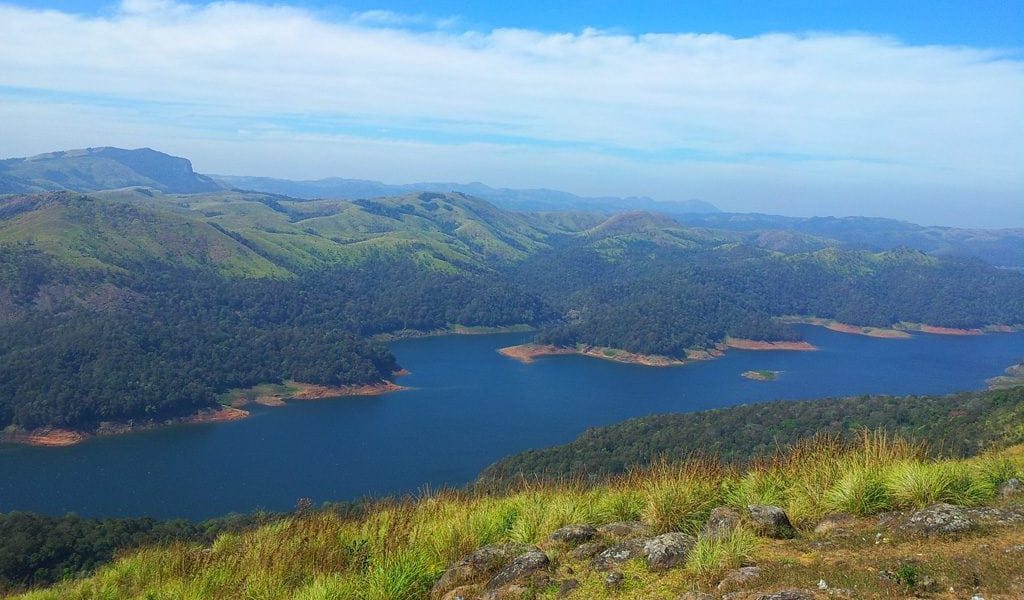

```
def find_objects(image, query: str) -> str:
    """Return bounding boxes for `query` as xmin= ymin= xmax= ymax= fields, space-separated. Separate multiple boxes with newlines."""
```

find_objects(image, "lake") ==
xmin=2 ymin=325 xmax=1023 ymax=520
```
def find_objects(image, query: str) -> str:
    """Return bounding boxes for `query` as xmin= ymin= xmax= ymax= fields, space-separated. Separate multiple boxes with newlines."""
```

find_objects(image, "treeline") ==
xmin=0 ymin=249 xmax=548 ymax=430
xmin=515 ymin=244 xmax=1024 ymax=357
xmin=479 ymin=386 xmax=1024 ymax=484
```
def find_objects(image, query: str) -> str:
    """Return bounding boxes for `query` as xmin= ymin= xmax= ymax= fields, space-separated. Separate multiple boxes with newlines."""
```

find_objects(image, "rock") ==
xmin=1006 ymin=544 xmax=1024 ymax=553
xmin=483 ymin=548 xmax=550 ymax=592
xmin=557 ymin=579 xmax=579 ymax=597
xmin=678 ymin=592 xmax=715 ymax=600
xmin=756 ymin=591 xmax=816 ymax=600
xmin=747 ymin=505 xmax=796 ymax=539
xmin=642 ymin=532 xmax=697 ymax=571
xmin=899 ymin=502 xmax=975 ymax=534
xmin=717 ymin=566 xmax=763 ymax=590
xmin=440 ymin=586 xmax=475 ymax=600
xmin=813 ymin=513 xmax=855 ymax=536
xmin=1000 ymin=477 xmax=1023 ymax=498
xmin=590 ymin=538 xmax=645 ymax=571
xmin=548 ymin=524 xmax=598 ymax=545
xmin=568 ymin=541 xmax=607 ymax=560
xmin=604 ymin=571 xmax=625 ymax=589
xmin=596 ymin=520 xmax=652 ymax=539
xmin=703 ymin=506 xmax=742 ymax=539
xmin=431 ymin=543 xmax=531 ymax=598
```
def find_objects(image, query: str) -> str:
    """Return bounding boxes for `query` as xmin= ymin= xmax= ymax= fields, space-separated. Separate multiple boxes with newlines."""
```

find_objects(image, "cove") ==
xmin=2 ymin=325 xmax=1023 ymax=520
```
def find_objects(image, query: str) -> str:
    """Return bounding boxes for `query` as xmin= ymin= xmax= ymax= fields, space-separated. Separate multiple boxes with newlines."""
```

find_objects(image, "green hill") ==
xmin=0 ymin=147 xmax=222 ymax=195
xmin=2 ymin=186 xmax=1023 ymax=433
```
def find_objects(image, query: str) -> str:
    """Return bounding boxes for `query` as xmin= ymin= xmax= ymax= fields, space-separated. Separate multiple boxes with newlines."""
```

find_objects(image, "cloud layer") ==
xmin=0 ymin=1 xmax=1021 ymax=225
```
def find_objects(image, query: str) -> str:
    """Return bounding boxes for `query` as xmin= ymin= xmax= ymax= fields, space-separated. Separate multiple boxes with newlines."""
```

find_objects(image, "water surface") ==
xmin=1 ymin=326 xmax=1022 ymax=520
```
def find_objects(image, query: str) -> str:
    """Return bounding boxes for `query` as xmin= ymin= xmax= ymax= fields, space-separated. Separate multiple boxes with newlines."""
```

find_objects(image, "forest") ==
xmin=480 ymin=385 xmax=1024 ymax=483
xmin=2 ymin=190 xmax=1024 ymax=431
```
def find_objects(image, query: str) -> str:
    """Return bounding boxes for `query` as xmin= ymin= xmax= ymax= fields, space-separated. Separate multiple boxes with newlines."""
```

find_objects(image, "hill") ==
xmin=2 ymin=188 xmax=1024 ymax=434
xmin=676 ymin=213 xmax=1024 ymax=268
xmin=0 ymin=147 xmax=222 ymax=195
xmin=214 ymin=173 xmax=719 ymax=215
xmin=480 ymin=386 xmax=1024 ymax=484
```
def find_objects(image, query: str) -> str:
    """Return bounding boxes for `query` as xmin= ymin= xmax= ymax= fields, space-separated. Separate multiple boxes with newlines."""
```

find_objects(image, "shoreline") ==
xmin=498 ymin=337 xmax=818 ymax=368
xmin=370 ymin=324 xmax=536 ymax=342
xmin=0 ymin=406 xmax=250 ymax=448
xmin=782 ymin=316 xmax=1020 ymax=338
xmin=987 ymin=361 xmax=1024 ymax=389
xmin=497 ymin=343 xmax=689 ymax=366
xmin=2 ymin=378 xmax=407 ymax=448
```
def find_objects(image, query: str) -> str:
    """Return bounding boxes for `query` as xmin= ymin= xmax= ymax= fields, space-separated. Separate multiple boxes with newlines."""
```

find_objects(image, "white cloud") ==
xmin=0 ymin=0 xmax=1021 ymax=224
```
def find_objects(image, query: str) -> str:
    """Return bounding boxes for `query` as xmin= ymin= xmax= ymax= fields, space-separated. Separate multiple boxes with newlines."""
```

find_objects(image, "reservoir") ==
xmin=1 ymin=325 xmax=1023 ymax=520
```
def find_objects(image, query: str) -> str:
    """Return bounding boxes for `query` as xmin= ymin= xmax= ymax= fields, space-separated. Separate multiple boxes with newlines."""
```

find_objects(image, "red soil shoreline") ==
xmin=723 ymin=338 xmax=818 ymax=351
xmin=2 ymin=379 xmax=406 ymax=448
xmin=499 ymin=337 xmax=817 ymax=368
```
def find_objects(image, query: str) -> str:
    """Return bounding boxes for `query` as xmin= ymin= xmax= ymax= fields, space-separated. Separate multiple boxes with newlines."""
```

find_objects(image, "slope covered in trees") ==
xmin=2 ymin=186 xmax=1023 ymax=431
xmin=480 ymin=386 xmax=1024 ymax=483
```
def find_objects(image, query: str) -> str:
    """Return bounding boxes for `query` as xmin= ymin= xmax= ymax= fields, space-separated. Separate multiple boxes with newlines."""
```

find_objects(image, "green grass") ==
xmin=10 ymin=433 xmax=1024 ymax=600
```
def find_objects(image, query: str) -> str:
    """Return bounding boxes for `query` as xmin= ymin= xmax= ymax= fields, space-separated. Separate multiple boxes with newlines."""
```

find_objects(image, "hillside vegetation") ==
xmin=481 ymin=386 xmax=1024 ymax=483
xmin=7 ymin=432 xmax=1024 ymax=599
xmin=2 ymin=187 xmax=1024 ymax=432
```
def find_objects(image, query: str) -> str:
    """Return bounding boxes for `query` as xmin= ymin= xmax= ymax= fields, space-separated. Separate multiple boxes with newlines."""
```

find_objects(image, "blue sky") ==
xmin=0 ymin=1 xmax=1022 ymax=226
xmin=28 ymin=0 xmax=1024 ymax=47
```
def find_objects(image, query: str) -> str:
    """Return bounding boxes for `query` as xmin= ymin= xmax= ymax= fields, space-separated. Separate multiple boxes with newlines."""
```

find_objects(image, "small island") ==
xmin=498 ymin=343 xmax=689 ymax=366
xmin=742 ymin=370 xmax=780 ymax=381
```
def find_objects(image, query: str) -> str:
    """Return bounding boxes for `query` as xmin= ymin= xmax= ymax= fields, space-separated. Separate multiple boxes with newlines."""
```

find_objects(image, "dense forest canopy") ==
xmin=2 ymin=189 xmax=1023 ymax=430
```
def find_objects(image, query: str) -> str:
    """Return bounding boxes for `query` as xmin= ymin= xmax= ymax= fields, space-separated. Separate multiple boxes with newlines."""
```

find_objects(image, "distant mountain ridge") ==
xmin=0 ymin=147 xmax=221 ymax=194
xmin=0 ymin=146 xmax=719 ymax=215
xmin=213 ymin=174 xmax=720 ymax=215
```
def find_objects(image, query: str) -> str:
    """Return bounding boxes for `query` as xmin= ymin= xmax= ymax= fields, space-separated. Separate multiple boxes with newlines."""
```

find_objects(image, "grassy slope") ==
xmin=2 ymin=190 xmax=562 ymax=277
xmin=9 ymin=433 xmax=1024 ymax=600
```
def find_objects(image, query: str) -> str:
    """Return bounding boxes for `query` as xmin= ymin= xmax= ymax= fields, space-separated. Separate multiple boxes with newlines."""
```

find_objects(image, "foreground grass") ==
xmin=11 ymin=433 xmax=1024 ymax=600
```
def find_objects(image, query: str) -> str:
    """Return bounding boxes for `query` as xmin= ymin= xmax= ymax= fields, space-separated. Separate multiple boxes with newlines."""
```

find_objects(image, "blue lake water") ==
xmin=1 ymin=325 xmax=1023 ymax=520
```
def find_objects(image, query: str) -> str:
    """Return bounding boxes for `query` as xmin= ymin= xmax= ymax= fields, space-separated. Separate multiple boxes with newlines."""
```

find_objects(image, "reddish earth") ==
xmin=0 ymin=428 xmax=90 ymax=447
xmin=1 ymin=406 xmax=251 ymax=448
xmin=724 ymin=338 xmax=818 ymax=351
xmin=285 ymin=381 xmax=407 ymax=401
xmin=498 ymin=344 xmax=580 ymax=364
xmin=912 ymin=324 xmax=983 ymax=336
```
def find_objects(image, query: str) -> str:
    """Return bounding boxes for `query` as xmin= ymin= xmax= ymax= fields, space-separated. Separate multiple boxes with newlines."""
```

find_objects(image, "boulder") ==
xmin=440 ymin=586 xmax=475 ymax=600
xmin=813 ymin=513 xmax=855 ymax=536
xmin=483 ymin=548 xmax=550 ymax=592
xmin=604 ymin=571 xmax=625 ymax=589
xmin=642 ymin=532 xmax=697 ymax=571
xmin=596 ymin=520 xmax=652 ymax=539
xmin=899 ymin=502 xmax=975 ymax=534
xmin=548 ymin=524 xmax=598 ymax=545
xmin=756 ymin=591 xmax=816 ymax=600
xmin=717 ymin=566 xmax=762 ymax=590
xmin=747 ymin=505 xmax=796 ymax=539
xmin=557 ymin=579 xmax=579 ymax=597
xmin=431 ymin=543 xmax=531 ymax=598
xmin=590 ymin=538 xmax=646 ymax=571
xmin=1000 ymin=477 xmax=1023 ymax=498
xmin=568 ymin=540 xmax=607 ymax=560
xmin=702 ymin=506 xmax=742 ymax=539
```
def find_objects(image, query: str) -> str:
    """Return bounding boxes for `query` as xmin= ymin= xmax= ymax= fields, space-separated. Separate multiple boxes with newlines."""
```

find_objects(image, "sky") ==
xmin=0 ymin=1 xmax=1022 ymax=226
